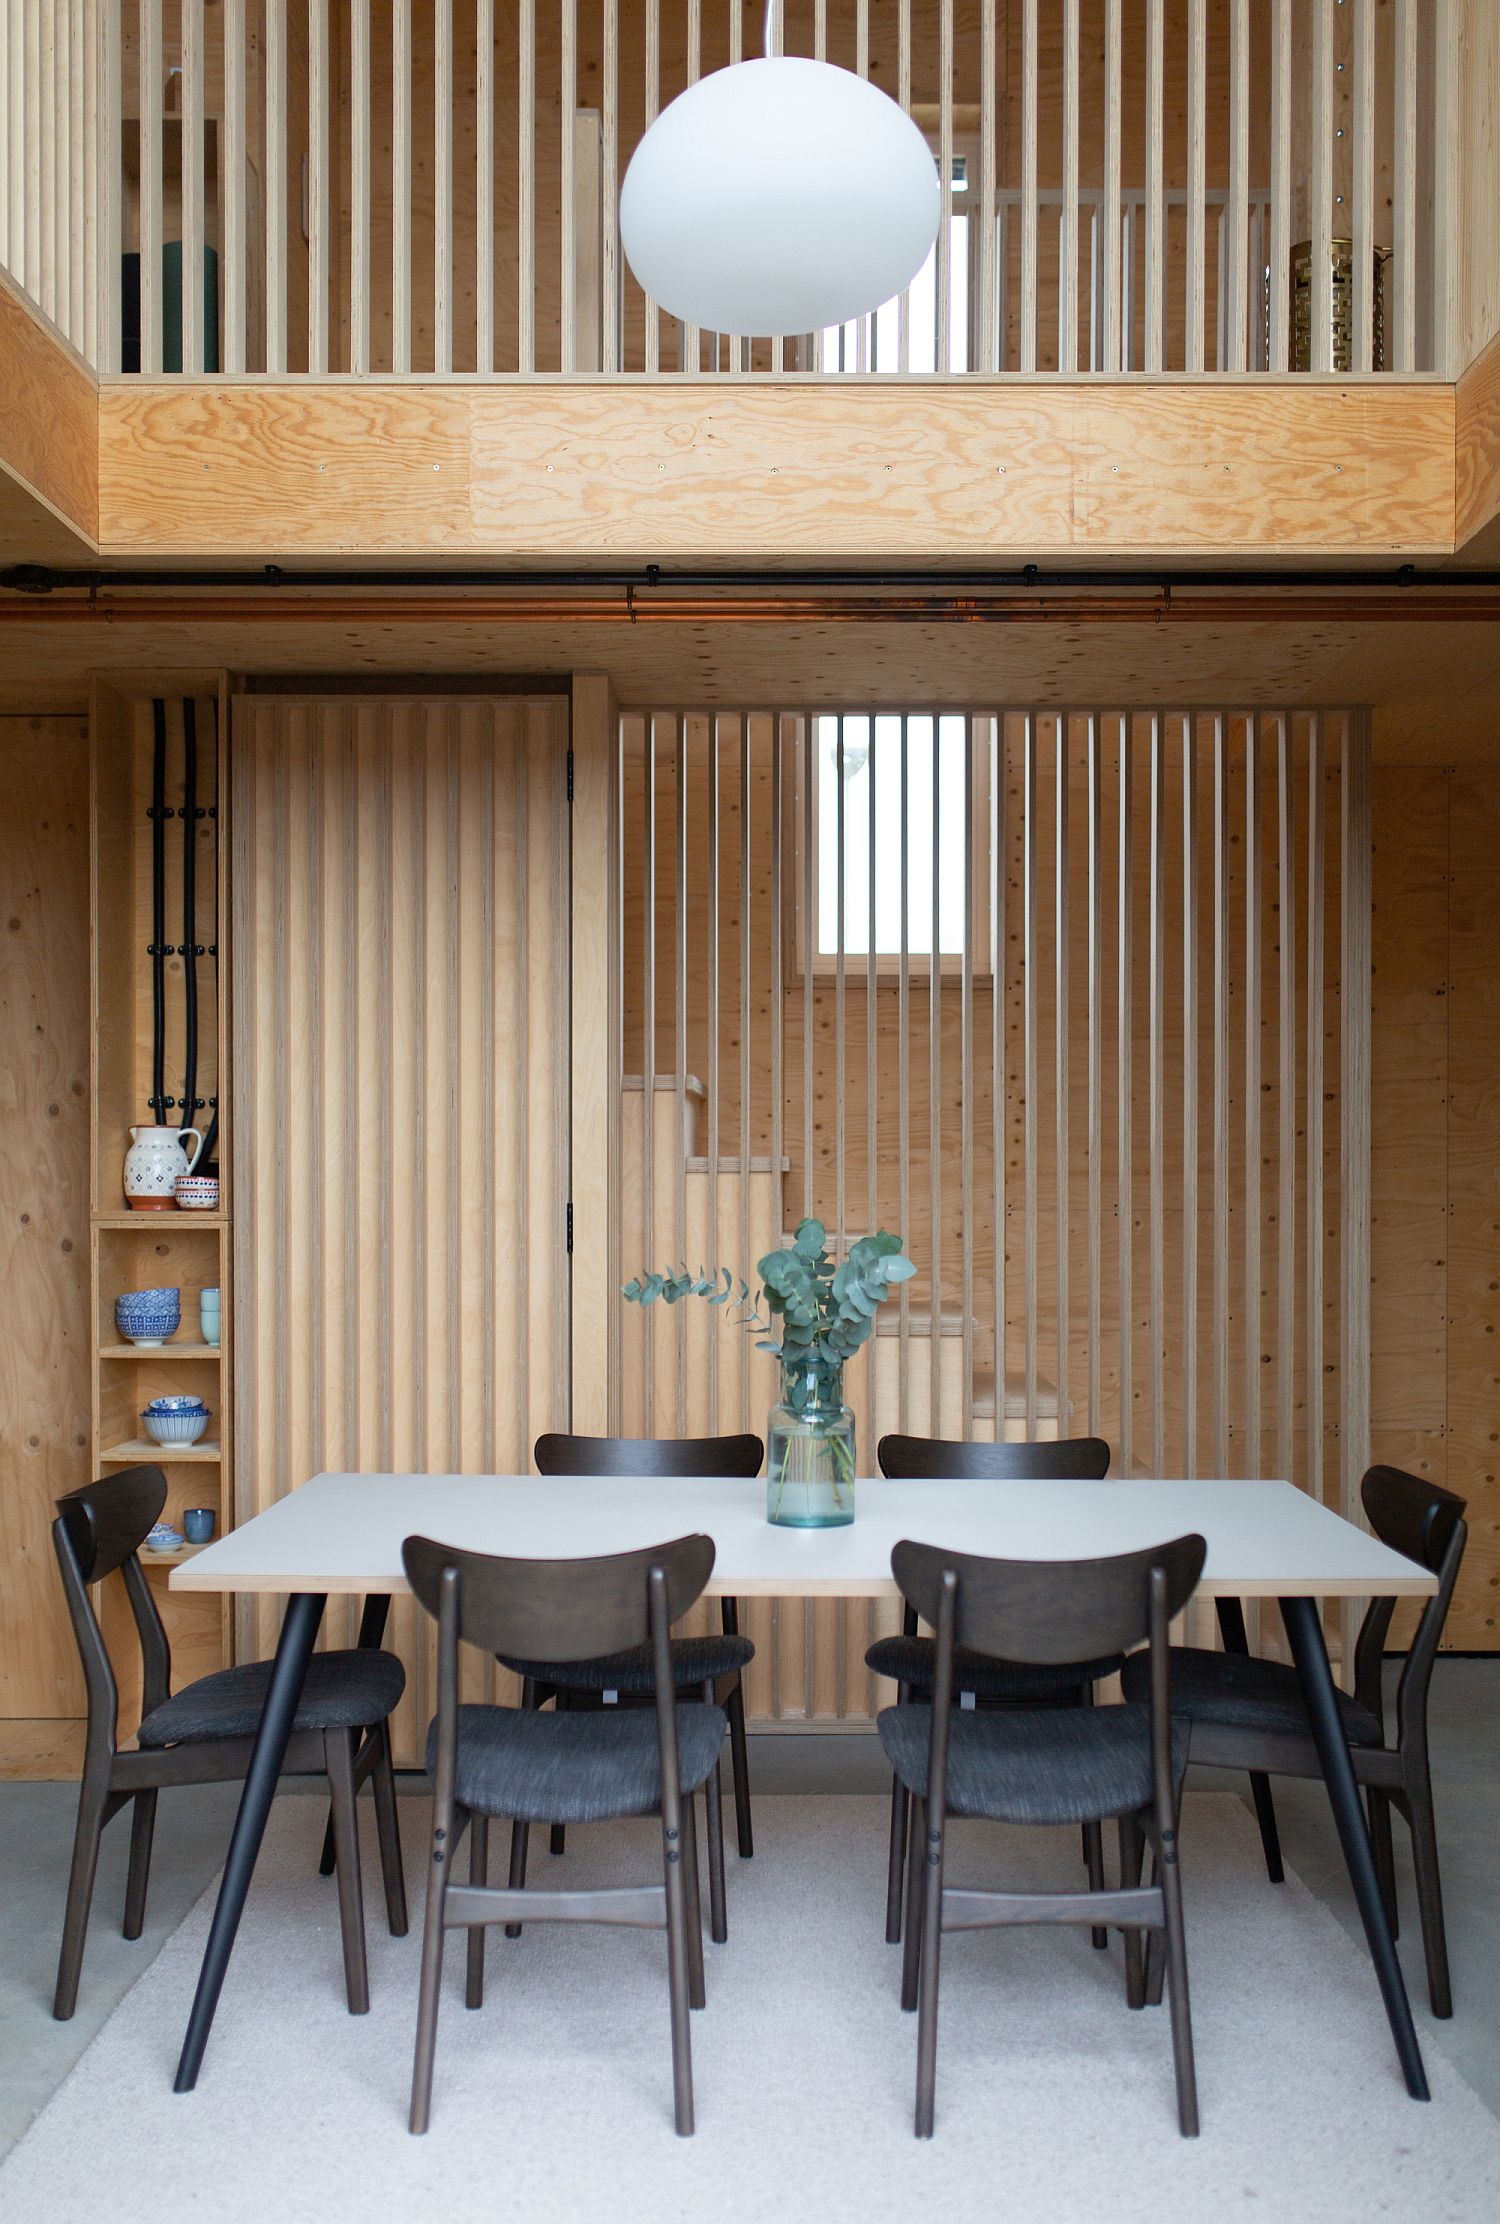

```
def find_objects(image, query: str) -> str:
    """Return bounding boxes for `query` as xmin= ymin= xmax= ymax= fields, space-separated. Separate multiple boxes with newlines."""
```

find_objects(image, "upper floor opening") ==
xmin=0 ymin=1 xmax=1459 ymax=384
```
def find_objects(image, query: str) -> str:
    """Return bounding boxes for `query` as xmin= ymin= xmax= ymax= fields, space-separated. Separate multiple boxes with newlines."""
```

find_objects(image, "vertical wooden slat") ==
xmin=306 ymin=0 xmax=329 ymax=375
xmin=866 ymin=714 xmax=879 ymax=1451
xmin=1393 ymin=0 xmax=1418 ymax=373
xmin=991 ymin=714 xmax=1006 ymax=1439
xmin=517 ymin=0 xmax=535 ymax=374
xmin=898 ymin=0 xmax=912 ymax=374
xmin=898 ymin=716 xmax=911 ymax=1428
xmin=1117 ymin=714 xmax=1134 ymax=1472
xmin=1311 ymin=0 xmax=1335 ymax=374
xmin=69 ymin=0 xmax=85 ymax=348
xmin=738 ymin=715 xmax=752 ymax=1432
xmin=139 ymin=0 xmax=163 ymax=374
xmin=1148 ymin=714 xmax=1166 ymax=1474
xmin=1430 ymin=0 xmax=1460 ymax=377
xmin=1023 ymin=713 xmax=1038 ymax=1435
xmin=640 ymin=716 xmax=656 ymax=1432
xmin=434 ymin=0 xmax=454 ymax=374
xmin=264 ymin=0 xmax=287 ymax=373
xmin=602 ymin=0 xmax=619 ymax=373
xmin=1306 ymin=714 xmax=1326 ymax=1509
xmin=349 ymin=0 xmax=370 ymax=375
xmin=642 ymin=0 xmax=660 ymax=374
xmin=1269 ymin=0 xmax=1292 ymax=371
xmin=1341 ymin=714 xmax=1372 ymax=1664
xmin=1144 ymin=0 xmax=1164 ymax=371
xmin=1212 ymin=713 xmax=1230 ymax=1477
xmin=1352 ymin=0 xmax=1375 ymax=374
xmin=836 ymin=718 xmax=847 ymax=1249
xmin=1061 ymin=0 xmax=1079 ymax=373
xmin=560 ymin=0 xmax=576 ymax=373
xmin=681 ymin=0 xmax=700 ymax=374
xmin=675 ymin=714 xmax=688 ymax=1432
xmin=1086 ymin=714 xmax=1102 ymax=1433
xmin=937 ymin=0 xmax=954 ymax=374
xmin=1244 ymin=716 xmax=1263 ymax=1478
xmin=1021 ymin=0 xmax=1038 ymax=372
xmin=802 ymin=716 xmax=815 ymax=1238
xmin=40 ymin=0 xmax=55 ymax=323
xmin=1101 ymin=0 xmax=1122 ymax=371
xmin=1054 ymin=714 xmax=1070 ymax=1440
xmin=475 ymin=0 xmax=494 ymax=373
xmin=1277 ymin=716 xmax=1296 ymax=1485
xmin=929 ymin=718 xmax=944 ymax=1426
xmin=1227 ymin=0 xmax=1250 ymax=371
xmin=0 ymin=7 xmax=10 ymax=278
xmin=707 ymin=715 xmax=721 ymax=1431
xmin=961 ymin=717 xmax=976 ymax=1433
xmin=97 ymin=0 xmax=122 ymax=371
xmin=1185 ymin=0 xmax=1206 ymax=372
xmin=1182 ymin=715 xmax=1199 ymax=1477
xmin=979 ymin=0 xmax=997 ymax=373
xmin=392 ymin=0 xmax=412 ymax=374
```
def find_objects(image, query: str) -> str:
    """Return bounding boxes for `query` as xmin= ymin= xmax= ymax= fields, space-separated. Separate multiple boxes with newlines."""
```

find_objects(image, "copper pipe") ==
xmin=3 ymin=588 xmax=1500 ymax=628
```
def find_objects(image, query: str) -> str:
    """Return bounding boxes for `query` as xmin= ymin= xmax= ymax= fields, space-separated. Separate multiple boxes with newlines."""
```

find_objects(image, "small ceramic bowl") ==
xmin=175 ymin=1175 xmax=220 ymax=1212
xmin=143 ymin=1394 xmax=207 ymax=1412
xmin=115 ymin=1288 xmax=181 ymax=1347
xmin=142 ymin=1407 xmax=211 ymax=1447
xmin=144 ymin=1522 xmax=184 ymax=1554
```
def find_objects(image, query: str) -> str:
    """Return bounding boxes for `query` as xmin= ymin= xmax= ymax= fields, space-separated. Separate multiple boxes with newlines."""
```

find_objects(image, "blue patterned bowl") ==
xmin=143 ymin=1395 xmax=208 ymax=1414
xmin=115 ymin=1288 xmax=181 ymax=1346
xmin=141 ymin=1407 xmax=210 ymax=1447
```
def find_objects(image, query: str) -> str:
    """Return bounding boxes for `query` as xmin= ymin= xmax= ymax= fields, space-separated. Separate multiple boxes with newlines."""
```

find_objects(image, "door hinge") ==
xmin=566 ymin=748 xmax=574 ymax=803
xmin=566 ymin=1201 xmax=574 ymax=1253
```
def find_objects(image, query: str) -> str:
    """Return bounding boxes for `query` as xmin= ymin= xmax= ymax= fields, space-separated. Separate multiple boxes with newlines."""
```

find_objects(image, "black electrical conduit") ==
xmin=5 ymin=560 xmax=1500 ymax=595
xmin=148 ymin=699 xmax=168 ymax=1121
xmin=196 ymin=695 xmax=220 ymax=1176
xmin=180 ymin=697 xmax=200 ymax=1153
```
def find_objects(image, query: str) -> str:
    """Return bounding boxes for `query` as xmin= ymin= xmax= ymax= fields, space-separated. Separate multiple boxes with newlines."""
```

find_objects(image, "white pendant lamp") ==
xmin=620 ymin=8 xmax=940 ymax=339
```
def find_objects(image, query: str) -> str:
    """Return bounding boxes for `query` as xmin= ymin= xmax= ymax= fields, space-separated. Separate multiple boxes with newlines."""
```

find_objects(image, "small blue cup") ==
xmin=183 ymin=1508 xmax=216 ymax=1545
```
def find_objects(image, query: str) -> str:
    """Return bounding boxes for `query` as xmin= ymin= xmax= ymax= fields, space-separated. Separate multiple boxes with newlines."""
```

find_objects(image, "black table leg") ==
xmin=174 ymin=1590 xmax=327 ymax=2093
xmin=1278 ymin=1594 xmax=1429 ymax=2102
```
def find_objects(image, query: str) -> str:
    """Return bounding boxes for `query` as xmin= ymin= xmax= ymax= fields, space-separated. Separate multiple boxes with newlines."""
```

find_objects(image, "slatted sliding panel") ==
xmin=231 ymin=695 xmax=571 ymax=1765
xmin=613 ymin=703 xmax=1366 ymax=1723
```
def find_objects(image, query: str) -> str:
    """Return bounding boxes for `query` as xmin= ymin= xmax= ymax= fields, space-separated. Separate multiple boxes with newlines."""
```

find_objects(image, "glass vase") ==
xmin=766 ymin=1362 xmax=856 ymax=1528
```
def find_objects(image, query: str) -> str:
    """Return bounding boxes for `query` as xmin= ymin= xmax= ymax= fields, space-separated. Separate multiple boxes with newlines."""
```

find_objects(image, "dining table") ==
xmin=169 ymin=1470 xmax=1438 ymax=2100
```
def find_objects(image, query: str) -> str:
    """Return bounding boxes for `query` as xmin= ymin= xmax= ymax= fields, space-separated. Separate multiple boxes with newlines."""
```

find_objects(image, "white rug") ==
xmin=1 ymin=1793 xmax=1494 ymax=2224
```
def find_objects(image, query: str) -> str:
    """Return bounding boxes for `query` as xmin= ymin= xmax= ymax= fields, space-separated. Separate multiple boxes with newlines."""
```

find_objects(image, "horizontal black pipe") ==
xmin=4 ymin=560 xmax=1500 ymax=596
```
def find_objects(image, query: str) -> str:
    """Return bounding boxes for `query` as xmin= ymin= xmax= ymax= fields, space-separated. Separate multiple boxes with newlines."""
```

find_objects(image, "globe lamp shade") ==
xmin=620 ymin=58 xmax=941 ymax=338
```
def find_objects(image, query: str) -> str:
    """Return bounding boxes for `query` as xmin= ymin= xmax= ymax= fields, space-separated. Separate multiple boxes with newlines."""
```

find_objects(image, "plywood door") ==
xmin=230 ymin=691 xmax=571 ymax=1761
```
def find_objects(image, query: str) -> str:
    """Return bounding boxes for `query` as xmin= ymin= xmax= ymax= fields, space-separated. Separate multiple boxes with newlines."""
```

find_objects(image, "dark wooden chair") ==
xmin=868 ymin=1434 xmax=1117 ymax=1947
xmin=51 ymin=1466 xmax=407 ymax=2021
xmin=403 ymin=1528 xmax=725 ymax=2138
xmin=882 ymin=1530 xmax=1207 ymax=2138
xmin=497 ymin=1430 xmax=760 ymax=1946
xmin=1122 ymin=1464 xmax=1467 ymax=2017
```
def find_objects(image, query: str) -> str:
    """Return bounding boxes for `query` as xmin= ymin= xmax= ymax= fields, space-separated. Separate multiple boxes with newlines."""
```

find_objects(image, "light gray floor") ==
xmin=1 ymin=1660 xmax=1494 ymax=2162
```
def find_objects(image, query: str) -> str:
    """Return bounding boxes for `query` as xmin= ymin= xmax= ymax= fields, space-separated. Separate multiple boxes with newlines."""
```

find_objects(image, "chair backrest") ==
xmin=890 ymin=1532 xmax=1205 ymax=1667
xmin=52 ymin=1467 xmax=173 ymax=1751
xmin=1352 ymin=1465 xmax=1468 ymax=1736
xmin=877 ymin=1434 xmax=1111 ymax=1482
xmin=533 ymin=1432 xmax=763 ymax=1478
xmin=402 ymin=1530 xmax=716 ymax=1664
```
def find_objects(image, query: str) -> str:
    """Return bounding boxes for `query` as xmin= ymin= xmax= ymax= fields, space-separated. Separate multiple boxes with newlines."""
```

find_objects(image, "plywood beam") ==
xmin=93 ymin=379 xmax=1456 ymax=563
xmin=1454 ymin=323 xmax=1500 ymax=558
xmin=0 ymin=270 xmax=98 ymax=556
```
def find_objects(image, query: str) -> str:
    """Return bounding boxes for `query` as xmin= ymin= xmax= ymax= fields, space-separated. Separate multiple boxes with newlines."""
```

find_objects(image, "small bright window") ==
xmin=814 ymin=714 xmax=975 ymax=960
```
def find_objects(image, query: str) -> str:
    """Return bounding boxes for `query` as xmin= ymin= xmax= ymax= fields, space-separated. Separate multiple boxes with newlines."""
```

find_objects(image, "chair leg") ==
xmin=1248 ymin=1770 xmax=1285 ymax=1885
xmin=1085 ymin=1818 xmax=1109 ymax=1950
xmin=913 ymin=1801 xmax=945 ymax=2139
xmin=662 ymin=1811 xmax=696 ymax=2136
xmin=1158 ymin=1820 xmax=1199 ymax=2137
xmin=370 ymin=1721 xmax=408 ymax=1937
xmin=900 ymin=1795 xmax=925 ymax=2013
xmin=1119 ymin=1813 xmax=1146 ymax=2010
xmin=703 ymin=1744 xmax=728 ymax=1946
xmin=885 ymin=1774 xmax=910 ymax=1945
xmin=1405 ymin=1772 xmax=1454 ymax=2019
xmin=408 ymin=1795 xmax=450 ymax=2135
xmin=465 ymin=1815 xmax=489 ymax=2009
xmin=681 ymin=1790 xmax=707 ymax=2011
xmin=123 ymin=1788 xmax=159 ymax=1941
xmin=726 ymin=1673 xmax=754 ymax=1859
xmin=1368 ymin=1787 xmax=1399 ymax=1938
xmin=503 ymin=1818 xmax=530 ymax=1940
xmin=324 ymin=1729 xmax=370 ymax=2015
xmin=53 ymin=1765 xmax=111 ymax=2021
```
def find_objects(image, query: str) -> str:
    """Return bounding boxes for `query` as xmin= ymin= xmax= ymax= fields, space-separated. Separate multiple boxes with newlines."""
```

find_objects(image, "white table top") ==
xmin=172 ymin=1474 xmax=1436 ymax=1601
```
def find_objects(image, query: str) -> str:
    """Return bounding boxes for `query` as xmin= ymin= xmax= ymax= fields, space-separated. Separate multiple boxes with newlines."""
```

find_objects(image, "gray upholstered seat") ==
xmin=878 ymin=1701 xmax=1188 ymax=1827
xmin=498 ymin=1631 xmax=753 ymax=1694
xmin=866 ymin=1632 xmax=1124 ymax=1701
xmin=431 ymin=1700 xmax=728 ymax=1824
xmin=1120 ymin=1644 xmax=1384 ymax=1746
xmin=137 ymin=1649 xmax=407 ymax=1749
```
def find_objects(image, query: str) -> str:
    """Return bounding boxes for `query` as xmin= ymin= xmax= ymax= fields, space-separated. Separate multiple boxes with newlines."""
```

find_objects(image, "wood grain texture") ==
xmin=1455 ymin=322 xmax=1500 ymax=554
xmin=0 ymin=268 xmax=97 ymax=546
xmin=0 ymin=714 xmax=91 ymax=1742
xmin=90 ymin=378 xmax=1457 ymax=561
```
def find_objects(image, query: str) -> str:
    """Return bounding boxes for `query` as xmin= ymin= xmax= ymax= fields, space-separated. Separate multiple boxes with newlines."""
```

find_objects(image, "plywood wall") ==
xmin=0 ymin=714 xmax=91 ymax=1776
xmin=230 ymin=689 xmax=573 ymax=1762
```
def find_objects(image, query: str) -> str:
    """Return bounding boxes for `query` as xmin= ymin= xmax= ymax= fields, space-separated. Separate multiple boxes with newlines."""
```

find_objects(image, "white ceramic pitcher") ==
xmin=124 ymin=1124 xmax=203 ymax=1211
